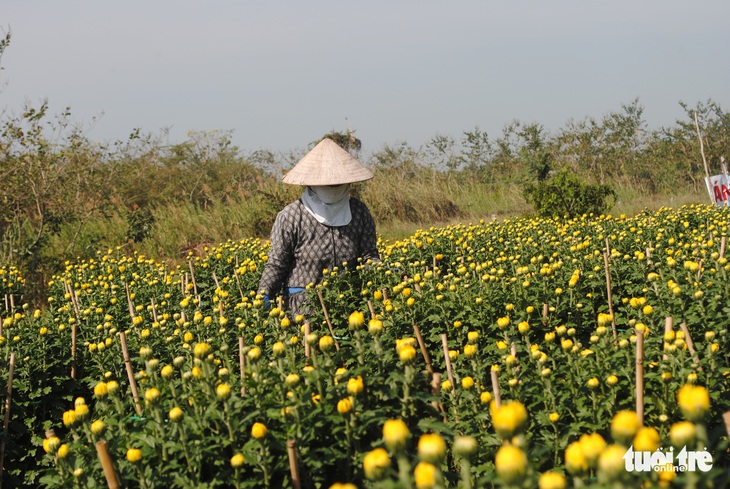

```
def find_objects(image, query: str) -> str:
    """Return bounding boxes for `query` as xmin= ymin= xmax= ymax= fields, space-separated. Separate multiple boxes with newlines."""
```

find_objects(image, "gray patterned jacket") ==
xmin=258 ymin=197 xmax=380 ymax=312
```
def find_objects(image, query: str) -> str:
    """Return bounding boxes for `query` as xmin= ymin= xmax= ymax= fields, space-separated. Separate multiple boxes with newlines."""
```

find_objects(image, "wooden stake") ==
xmin=0 ymin=353 xmax=16 ymax=481
xmin=636 ymin=329 xmax=645 ymax=425
xmin=287 ymin=439 xmax=301 ymax=489
xmin=95 ymin=440 xmax=120 ymax=489
xmin=441 ymin=334 xmax=456 ymax=395
xmin=431 ymin=372 xmax=445 ymax=413
xmin=679 ymin=322 xmax=700 ymax=366
xmin=723 ymin=411 xmax=730 ymax=437
xmin=233 ymin=267 xmax=246 ymax=302
xmin=187 ymin=261 xmax=198 ymax=297
xmin=125 ymin=282 xmax=135 ymax=318
xmin=71 ymin=323 xmax=78 ymax=380
xmin=212 ymin=272 xmax=220 ymax=289
xmin=603 ymin=240 xmax=618 ymax=346
xmin=119 ymin=332 xmax=143 ymax=415
xmin=304 ymin=322 xmax=311 ymax=358
xmin=663 ymin=317 xmax=673 ymax=361
xmin=542 ymin=303 xmax=549 ymax=325
xmin=367 ymin=300 xmax=375 ymax=319
xmin=413 ymin=324 xmax=433 ymax=375
xmin=721 ymin=236 xmax=726 ymax=260
xmin=490 ymin=369 xmax=501 ymax=409
xmin=64 ymin=279 xmax=81 ymax=319
xmin=150 ymin=298 xmax=158 ymax=323
xmin=238 ymin=337 xmax=246 ymax=396
xmin=316 ymin=289 xmax=340 ymax=352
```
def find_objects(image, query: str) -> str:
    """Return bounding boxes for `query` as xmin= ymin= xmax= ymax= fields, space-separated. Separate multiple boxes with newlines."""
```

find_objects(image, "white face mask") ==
xmin=309 ymin=184 xmax=350 ymax=204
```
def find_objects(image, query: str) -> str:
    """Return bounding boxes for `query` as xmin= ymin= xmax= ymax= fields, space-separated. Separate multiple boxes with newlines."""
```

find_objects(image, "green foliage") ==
xmin=319 ymin=129 xmax=362 ymax=154
xmin=125 ymin=207 xmax=155 ymax=243
xmin=523 ymin=168 xmax=616 ymax=218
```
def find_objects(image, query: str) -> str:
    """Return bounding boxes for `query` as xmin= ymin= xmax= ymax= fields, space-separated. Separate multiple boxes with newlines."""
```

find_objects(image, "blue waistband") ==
xmin=287 ymin=287 xmax=305 ymax=295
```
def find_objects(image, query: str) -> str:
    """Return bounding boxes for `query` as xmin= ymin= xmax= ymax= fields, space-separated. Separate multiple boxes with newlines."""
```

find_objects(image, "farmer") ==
xmin=258 ymin=138 xmax=380 ymax=317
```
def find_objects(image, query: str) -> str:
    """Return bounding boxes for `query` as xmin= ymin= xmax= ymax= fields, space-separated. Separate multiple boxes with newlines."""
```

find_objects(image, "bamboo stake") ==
xmin=44 ymin=429 xmax=57 ymax=466
xmin=125 ymin=282 xmax=136 ymax=318
xmin=304 ymin=322 xmax=311 ymax=358
xmin=636 ymin=329 xmax=645 ymax=425
xmin=71 ymin=323 xmax=78 ymax=380
xmin=367 ymin=300 xmax=375 ymax=319
xmin=413 ymin=324 xmax=433 ymax=375
xmin=723 ymin=411 xmax=730 ymax=437
xmin=95 ymin=440 xmax=120 ymax=489
xmin=490 ymin=369 xmax=501 ymax=409
xmin=212 ymin=272 xmax=220 ymax=289
xmin=287 ymin=439 xmax=301 ymax=489
xmin=542 ymin=303 xmax=549 ymax=325
xmin=233 ymin=267 xmax=246 ymax=302
xmin=119 ymin=332 xmax=143 ymax=415
xmin=679 ymin=322 xmax=701 ymax=366
xmin=663 ymin=317 xmax=674 ymax=361
xmin=187 ymin=261 xmax=198 ymax=297
xmin=316 ymin=289 xmax=340 ymax=352
xmin=150 ymin=298 xmax=158 ymax=323
xmin=239 ymin=337 xmax=246 ymax=396
xmin=604 ymin=240 xmax=618 ymax=346
xmin=64 ymin=280 xmax=81 ymax=319
xmin=431 ymin=372 xmax=445 ymax=413
xmin=441 ymin=334 xmax=456 ymax=395
xmin=721 ymin=236 xmax=726 ymax=260
xmin=0 ymin=353 xmax=16 ymax=481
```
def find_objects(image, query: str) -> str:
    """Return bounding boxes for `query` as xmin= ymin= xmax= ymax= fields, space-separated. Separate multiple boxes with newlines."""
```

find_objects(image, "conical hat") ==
xmin=282 ymin=138 xmax=374 ymax=185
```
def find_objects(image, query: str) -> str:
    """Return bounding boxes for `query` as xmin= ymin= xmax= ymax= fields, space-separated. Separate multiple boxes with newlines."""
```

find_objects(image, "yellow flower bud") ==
xmin=251 ymin=422 xmax=267 ymax=439
xmin=495 ymin=445 xmax=527 ymax=484
xmin=383 ymin=419 xmax=410 ymax=452
xmin=418 ymin=433 xmax=446 ymax=464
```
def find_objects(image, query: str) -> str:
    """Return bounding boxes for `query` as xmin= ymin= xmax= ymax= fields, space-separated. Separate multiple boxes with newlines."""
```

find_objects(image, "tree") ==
xmin=319 ymin=129 xmax=362 ymax=155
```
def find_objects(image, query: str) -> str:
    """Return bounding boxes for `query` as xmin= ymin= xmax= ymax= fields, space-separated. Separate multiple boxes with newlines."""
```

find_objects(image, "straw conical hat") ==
xmin=282 ymin=138 xmax=374 ymax=185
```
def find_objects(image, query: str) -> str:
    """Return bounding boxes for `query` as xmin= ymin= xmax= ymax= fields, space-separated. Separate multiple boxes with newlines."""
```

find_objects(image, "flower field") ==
xmin=1 ymin=204 xmax=729 ymax=488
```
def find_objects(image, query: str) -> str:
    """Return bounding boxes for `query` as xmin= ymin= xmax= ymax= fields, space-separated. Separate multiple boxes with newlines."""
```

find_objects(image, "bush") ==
xmin=523 ymin=168 xmax=615 ymax=218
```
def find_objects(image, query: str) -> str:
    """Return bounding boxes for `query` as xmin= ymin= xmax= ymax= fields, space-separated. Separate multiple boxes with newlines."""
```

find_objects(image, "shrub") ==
xmin=523 ymin=168 xmax=615 ymax=218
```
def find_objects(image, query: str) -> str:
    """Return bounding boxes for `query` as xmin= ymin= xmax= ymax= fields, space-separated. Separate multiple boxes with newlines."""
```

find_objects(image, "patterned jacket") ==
xmin=258 ymin=197 xmax=380 ymax=303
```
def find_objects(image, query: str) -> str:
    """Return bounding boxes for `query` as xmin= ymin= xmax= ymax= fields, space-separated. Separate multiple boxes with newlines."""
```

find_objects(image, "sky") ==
xmin=1 ymin=1 xmax=729 ymax=156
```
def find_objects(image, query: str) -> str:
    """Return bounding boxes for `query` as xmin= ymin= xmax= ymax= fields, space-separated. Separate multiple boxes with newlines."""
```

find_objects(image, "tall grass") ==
xmin=19 ymin=172 xmax=714 ymax=305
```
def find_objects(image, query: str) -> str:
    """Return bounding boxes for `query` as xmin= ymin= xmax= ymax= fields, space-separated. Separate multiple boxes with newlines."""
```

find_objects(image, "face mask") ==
xmin=310 ymin=184 xmax=350 ymax=204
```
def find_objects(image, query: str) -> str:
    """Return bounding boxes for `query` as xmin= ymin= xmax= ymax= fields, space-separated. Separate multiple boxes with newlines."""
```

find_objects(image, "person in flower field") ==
xmin=258 ymin=138 xmax=380 ymax=316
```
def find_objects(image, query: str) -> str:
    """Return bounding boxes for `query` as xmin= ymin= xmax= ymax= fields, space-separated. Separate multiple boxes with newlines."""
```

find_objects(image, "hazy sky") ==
xmin=2 ymin=1 xmax=729 ymax=155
